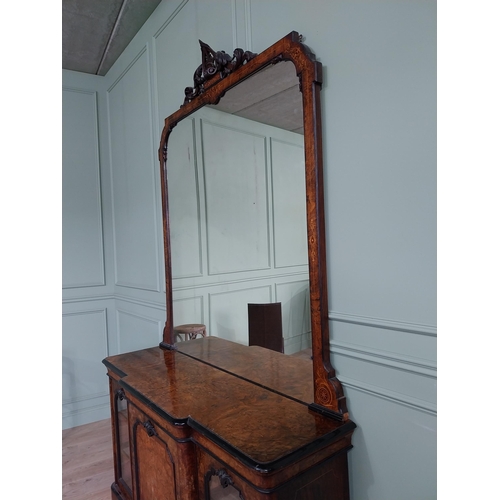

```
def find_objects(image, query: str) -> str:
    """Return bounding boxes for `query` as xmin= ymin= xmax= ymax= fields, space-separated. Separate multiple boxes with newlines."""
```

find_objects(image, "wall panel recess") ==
xmin=202 ymin=120 xmax=270 ymax=275
xmin=276 ymin=279 xmax=311 ymax=354
xmin=108 ymin=47 xmax=161 ymax=292
xmin=172 ymin=295 xmax=205 ymax=328
xmin=167 ymin=118 xmax=203 ymax=278
xmin=345 ymin=383 xmax=436 ymax=500
xmin=209 ymin=285 xmax=272 ymax=344
xmin=62 ymin=308 xmax=109 ymax=428
xmin=271 ymin=138 xmax=307 ymax=268
xmin=62 ymin=88 xmax=105 ymax=288
xmin=116 ymin=309 xmax=163 ymax=353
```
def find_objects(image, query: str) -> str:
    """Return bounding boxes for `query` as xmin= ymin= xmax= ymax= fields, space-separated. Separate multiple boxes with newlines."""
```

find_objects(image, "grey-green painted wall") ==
xmin=62 ymin=1 xmax=436 ymax=498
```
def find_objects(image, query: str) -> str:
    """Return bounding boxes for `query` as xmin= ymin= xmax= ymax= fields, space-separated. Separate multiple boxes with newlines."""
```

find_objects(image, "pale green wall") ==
xmin=62 ymin=1 xmax=436 ymax=498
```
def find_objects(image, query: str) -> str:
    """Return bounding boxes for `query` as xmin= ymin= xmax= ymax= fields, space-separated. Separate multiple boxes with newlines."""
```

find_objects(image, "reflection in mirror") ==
xmin=116 ymin=392 xmax=132 ymax=491
xmin=206 ymin=469 xmax=243 ymax=499
xmin=167 ymin=61 xmax=311 ymax=356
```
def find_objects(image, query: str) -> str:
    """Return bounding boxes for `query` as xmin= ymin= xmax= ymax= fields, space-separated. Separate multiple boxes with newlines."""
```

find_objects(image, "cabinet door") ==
xmin=110 ymin=380 xmax=133 ymax=499
xmin=117 ymin=390 xmax=133 ymax=489
xmin=131 ymin=412 xmax=177 ymax=500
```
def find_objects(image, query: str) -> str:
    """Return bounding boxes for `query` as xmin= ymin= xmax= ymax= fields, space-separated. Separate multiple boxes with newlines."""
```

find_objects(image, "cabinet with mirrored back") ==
xmin=104 ymin=31 xmax=355 ymax=500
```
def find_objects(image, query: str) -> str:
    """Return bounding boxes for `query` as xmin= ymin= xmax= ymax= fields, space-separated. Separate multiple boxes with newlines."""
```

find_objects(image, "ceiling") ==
xmin=213 ymin=61 xmax=304 ymax=134
xmin=62 ymin=0 xmax=303 ymax=133
xmin=62 ymin=0 xmax=162 ymax=75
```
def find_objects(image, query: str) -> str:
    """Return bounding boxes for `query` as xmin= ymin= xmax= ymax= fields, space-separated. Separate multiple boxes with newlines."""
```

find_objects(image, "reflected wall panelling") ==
xmin=168 ymin=117 xmax=203 ymax=279
xmin=202 ymin=120 xmax=270 ymax=275
xmin=167 ymin=107 xmax=311 ymax=352
xmin=116 ymin=308 xmax=163 ymax=354
xmin=270 ymin=137 xmax=307 ymax=269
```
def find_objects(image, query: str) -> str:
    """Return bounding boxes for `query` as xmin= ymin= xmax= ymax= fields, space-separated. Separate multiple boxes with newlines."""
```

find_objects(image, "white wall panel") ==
xmin=271 ymin=138 xmax=307 ymax=268
xmin=194 ymin=0 xmax=236 ymax=55
xmin=331 ymin=318 xmax=436 ymax=366
xmin=116 ymin=309 xmax=163 ymax=353
xmin=62 ymin=309 xmax=109 ymax=403
xmin=108 ymin=47 xmax=161 ymax=291
xmin=333 ymin=352 xmax=436 ymax=413
xmin=209 ymin=285 xmax=272 ymax=344
xmin=152 ymin=0 xmax=235 ymax=137
xmin=326 ymin=1 xmax=436 ymax=328
xmin=62 ymin=309 xmax=109 ymax=428
xmin=62 ymin=88 xmax=105 ymax=288
xmin=345 ymin=383 xmax=436 ymax=500
xmin=153 ymin=0 xmax=199 ymax=135
xmin=276 ymin=279 xmax=310 ymax=354
xmin=172 ymin=295 xmax=204 ymax=327
xmin=168 ymin=118 xmax=203 ymax=278
xmin=202 ymin=120 xmax=270 ymax=275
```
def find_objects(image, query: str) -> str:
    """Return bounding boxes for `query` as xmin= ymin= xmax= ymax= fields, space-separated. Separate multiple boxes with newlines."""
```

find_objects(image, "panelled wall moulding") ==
xmin=62 ymin=87 xmax=106 ymax=289
xmin=116 ymin=309 xmax=163 ymax=353
xmin=107 ymin=45 xmax=162 ymax=293
xmin=329 ymin=310 xmax=437 ymax=337
xmin=62 ymin=309 xmax=110 ymax=404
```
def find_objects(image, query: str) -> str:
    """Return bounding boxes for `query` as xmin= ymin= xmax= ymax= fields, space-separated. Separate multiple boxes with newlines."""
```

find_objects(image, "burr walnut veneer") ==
xmin=104 ymin=31 xmax=355 ymax=499
xmin=104 ymin=339 xmax=355 ymax=499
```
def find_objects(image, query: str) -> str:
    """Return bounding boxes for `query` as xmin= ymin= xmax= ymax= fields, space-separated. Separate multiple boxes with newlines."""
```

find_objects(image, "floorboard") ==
xmin=62 ymin=418 xmax=114 ymax=500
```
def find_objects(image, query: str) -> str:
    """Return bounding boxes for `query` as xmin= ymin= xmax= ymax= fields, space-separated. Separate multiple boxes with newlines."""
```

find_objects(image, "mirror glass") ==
xmin=207 ymin=473 xmax=242 ymax=499
xmin=166 ymin=61 xmax=311 ymax=357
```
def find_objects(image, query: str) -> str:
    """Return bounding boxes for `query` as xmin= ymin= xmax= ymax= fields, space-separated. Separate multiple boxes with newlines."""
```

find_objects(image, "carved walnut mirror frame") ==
xmin=158 ymin=31 xmax=348 ymax=421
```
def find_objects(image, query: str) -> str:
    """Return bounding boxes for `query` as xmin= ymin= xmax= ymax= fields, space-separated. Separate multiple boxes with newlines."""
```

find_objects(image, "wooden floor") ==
xmin=62 ymin=418 xmax=114 ymax=500
xmin=290 ymin=347 xmax=312 ymax=361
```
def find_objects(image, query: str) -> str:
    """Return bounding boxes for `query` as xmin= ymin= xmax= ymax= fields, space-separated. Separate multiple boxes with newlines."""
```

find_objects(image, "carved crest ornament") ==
xmin=183 ymin=40 xmax=257 ymax=105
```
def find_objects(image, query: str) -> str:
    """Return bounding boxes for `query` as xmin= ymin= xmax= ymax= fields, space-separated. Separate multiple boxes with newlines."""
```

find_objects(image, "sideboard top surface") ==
xmin=104 ymin=339 xmax=354 ymax=470
xmin=176 ymin=336 xmax=314 ymax=403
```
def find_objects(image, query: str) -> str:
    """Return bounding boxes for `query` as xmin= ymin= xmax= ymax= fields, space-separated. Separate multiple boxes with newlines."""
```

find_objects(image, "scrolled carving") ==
xmin=183 ymin=40 xmax=257 ymax=105
xmin=142 ymin=420 xmax=157 ymax=437
xmin=205 ymin=467 xmax=244 ymax=499
xmin=217 ymin=469 xmax=233 ymax=489
xmin=117 ymin=388 xmax=125 ymax=401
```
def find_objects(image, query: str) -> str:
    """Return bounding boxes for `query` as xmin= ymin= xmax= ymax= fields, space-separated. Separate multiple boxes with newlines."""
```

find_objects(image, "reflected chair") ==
xmin=248 ymin=303 xmax=284 ymax=353
xmin=174 ymin=324 xmax=207 ymax=342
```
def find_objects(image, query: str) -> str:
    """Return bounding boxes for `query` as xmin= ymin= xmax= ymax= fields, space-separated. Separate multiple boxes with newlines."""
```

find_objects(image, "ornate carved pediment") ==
xmin=183 ymin=40 xmax=257 ymax=105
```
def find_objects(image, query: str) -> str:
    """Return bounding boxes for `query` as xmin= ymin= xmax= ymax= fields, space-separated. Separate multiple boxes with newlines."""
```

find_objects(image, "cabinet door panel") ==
xmin=133 ymin=418 xmax=177 ymax=500
xmin=110 ymin=379 xmax=133 ymax=499
xmin=117 ymin=391 xmax=133 ymax=491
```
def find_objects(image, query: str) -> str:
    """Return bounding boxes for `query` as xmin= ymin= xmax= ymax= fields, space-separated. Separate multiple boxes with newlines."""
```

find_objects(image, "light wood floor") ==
xmin=62 ymin=418 xmax=114 ymax=500
xmin=290 ymin=347 xmax=312 ymax=361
